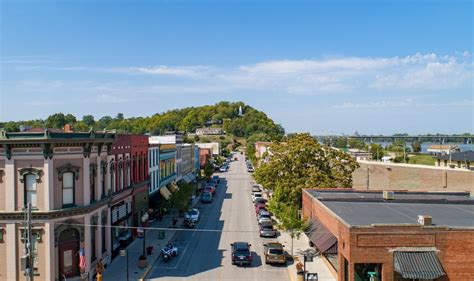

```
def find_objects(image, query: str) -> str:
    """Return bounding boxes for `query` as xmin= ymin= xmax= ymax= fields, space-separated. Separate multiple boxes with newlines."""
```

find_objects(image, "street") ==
xmin=146 ymin=153 xmax=291 ymax=281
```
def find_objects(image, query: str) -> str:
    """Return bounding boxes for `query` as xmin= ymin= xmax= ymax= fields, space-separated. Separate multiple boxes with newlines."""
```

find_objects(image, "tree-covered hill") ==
xmin=1 ymin=101 xmax=285 ymax=140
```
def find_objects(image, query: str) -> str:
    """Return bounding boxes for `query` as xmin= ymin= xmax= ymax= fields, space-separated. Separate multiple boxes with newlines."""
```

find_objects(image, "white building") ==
xmin=149 ymin=132 xmax=184 ymax=181
xmin=196 ymin=142 xmax=221 ymax=156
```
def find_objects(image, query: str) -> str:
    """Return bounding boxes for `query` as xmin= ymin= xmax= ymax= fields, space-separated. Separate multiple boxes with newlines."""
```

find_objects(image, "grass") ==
xmin=407 ymin=154 xmax=436 ymax=166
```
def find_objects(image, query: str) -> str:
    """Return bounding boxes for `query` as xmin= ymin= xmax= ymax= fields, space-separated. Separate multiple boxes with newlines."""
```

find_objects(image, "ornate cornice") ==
xmin=57 ymin=163 xmax=80 ymax=181
xmin=41 ymin=143 xmax=53 ymax=159
xmin=0 ymin=198 xmax=110 ymax=221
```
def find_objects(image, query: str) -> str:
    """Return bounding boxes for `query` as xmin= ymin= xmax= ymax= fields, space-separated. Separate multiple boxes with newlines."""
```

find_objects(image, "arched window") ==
xmin=90 ymin=164 xmax=97 ymax=203
xmin=25 ymin=174 xmax=37 ymax=208
xmin=125 ymin=158 xmax=130 ymax=187
xmin=62 ymin=172 xmax=75 ymax=206
xmin=100 ymin=161 xmax=107 ymax=198
xmin=118 ymin=160 xmax=123 ymax=190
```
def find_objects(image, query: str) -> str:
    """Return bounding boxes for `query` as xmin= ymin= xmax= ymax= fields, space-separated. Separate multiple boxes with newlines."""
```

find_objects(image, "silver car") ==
xmin=259 ymin=223 xmax=276 ymax=238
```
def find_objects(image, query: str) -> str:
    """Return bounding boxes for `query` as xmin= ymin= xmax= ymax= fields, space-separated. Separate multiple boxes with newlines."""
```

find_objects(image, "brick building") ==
xmin=108 ymin=134 xmax=149 ymax=258
xmin=302 ymin=189 xmax=474 ymax=281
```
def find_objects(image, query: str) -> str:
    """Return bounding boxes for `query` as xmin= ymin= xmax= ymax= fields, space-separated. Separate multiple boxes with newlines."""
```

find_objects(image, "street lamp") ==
xmin=141 ymin=212 xmax=149 ymax=256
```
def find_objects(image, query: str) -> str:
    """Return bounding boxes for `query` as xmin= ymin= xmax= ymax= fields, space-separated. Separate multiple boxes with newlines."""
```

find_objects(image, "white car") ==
xmin=185 ymin=208 xmax=200 ymax=222
xmin=252 ymin=192 xmax=263 ymax=203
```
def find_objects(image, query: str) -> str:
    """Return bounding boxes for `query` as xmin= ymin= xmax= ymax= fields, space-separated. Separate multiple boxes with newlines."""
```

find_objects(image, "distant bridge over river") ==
xmin=315 ymin=135 xmax=474 ymax=144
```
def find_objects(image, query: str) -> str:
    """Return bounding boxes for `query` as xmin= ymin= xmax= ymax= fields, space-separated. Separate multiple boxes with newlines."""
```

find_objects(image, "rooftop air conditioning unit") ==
xmin=383 ymin=191 xmax=394 ymax=200
xmin=418 ymin=215 xmax=432 ymax=226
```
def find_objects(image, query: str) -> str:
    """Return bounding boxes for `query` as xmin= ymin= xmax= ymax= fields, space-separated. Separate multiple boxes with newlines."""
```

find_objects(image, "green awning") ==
xmin=394 ymin=251 xmax=445 ymax=279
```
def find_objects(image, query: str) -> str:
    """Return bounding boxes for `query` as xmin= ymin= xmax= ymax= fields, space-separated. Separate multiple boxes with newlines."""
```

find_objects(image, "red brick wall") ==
xmin=352 ymin=162 xmax=474 ymax=192
xmin=302 ymin=190 xmax=474 ymax=281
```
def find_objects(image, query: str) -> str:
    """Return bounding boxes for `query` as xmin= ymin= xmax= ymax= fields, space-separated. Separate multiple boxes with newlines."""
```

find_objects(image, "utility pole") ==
xmin=24 ymin=203 xmax=34 ymax=281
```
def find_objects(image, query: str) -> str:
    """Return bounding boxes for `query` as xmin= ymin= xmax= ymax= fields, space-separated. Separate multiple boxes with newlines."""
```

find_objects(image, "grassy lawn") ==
xmin=408 ymin=154 xmax=436 ymax=166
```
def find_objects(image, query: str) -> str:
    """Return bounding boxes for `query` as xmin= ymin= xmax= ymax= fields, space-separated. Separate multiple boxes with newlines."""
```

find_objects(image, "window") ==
xmin=91 ymin=226 xmax=96 ymax=261
xmin=25 ymin=174 xmax=37 ymax=208
xmin=101 ymin=163 xmax=107 ymax=198
xmin=101 ymin=214 xmax=107 ymax=253
xmin=62 ymin=172 xmax=75 ymax=206
xmin=90 ymin=164 xmax=96 ymax=202
xmin=118 ymin=161 xmax=123 ymax=190
xmin=126 ymin=160 xmax=130 ymax=187
xmin=110 ymin=162 xmax=116 ymax=193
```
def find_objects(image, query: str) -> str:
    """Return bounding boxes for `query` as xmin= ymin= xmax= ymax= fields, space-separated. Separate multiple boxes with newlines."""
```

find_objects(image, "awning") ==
xmin=169 ymin=182 xmax=179 ymax=193
xmin=183 ymin=174 xmax=194 ymax=183
xmin=306 ymin=218 xmax=338 ymax=254
xmin=393 ymin=251 xmax=446 ymax=279
xmin=159 ymin=186 xmax=172 ymax=200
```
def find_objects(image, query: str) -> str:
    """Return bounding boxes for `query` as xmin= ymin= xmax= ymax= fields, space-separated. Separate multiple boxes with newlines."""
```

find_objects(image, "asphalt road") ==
xmin=147 ymin=153 xmax=290 ymax=281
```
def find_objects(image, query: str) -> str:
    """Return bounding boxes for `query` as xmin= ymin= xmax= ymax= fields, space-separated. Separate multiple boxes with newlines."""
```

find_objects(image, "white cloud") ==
xmin=333 ymin=98 xmax=474 ymax=109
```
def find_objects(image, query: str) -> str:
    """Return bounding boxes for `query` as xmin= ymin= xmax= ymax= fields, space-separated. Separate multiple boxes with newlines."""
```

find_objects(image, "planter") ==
xmin=138 ymin=255 xmax=147 ymax=268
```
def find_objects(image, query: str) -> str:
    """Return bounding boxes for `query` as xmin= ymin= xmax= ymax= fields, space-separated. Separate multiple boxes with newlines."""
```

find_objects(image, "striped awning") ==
xmin=306 ymin=218 xmax=338 ymax=254
xmin=159 ymin=186 xmax=172 ymax=200
xmin=393 ymin=251 xmax=446 ymax=279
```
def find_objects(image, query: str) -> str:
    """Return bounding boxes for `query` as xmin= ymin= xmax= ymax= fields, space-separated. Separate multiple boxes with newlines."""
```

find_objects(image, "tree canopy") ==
xmin=1 ymin=101 xmax=285 ymax=140
xmin=254 ymin=133 xmax=359 ymax=212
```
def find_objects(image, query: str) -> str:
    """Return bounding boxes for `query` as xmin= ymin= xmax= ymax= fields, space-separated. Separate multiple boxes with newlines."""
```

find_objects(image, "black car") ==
xmin=231 ymin=242 xmax=252 ymax=266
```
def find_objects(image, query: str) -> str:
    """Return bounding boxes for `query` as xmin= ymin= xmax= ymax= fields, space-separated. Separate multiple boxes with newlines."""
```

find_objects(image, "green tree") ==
xmin=45 ymin=113 xmax=67 ymax=129
xmin=82 ymin=115 xmax=95 ymax=127
xmin=412 ymin=141 xmax=422 ymax=153
xmin=369 ymin=143 xmax=384 ymax=160
xmin=254 ymin=133 xmax=359 ymax=210
xmin=272 ymin=203 xmax=309 ymax=256
xmin=203 ymin=162 xmax=214 ymax=180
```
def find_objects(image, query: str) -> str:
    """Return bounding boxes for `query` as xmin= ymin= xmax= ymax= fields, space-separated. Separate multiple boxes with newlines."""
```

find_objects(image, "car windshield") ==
xmin=262 ymin=225 xmax=273 ymax=230
xmin=269 ymin=249 xmax=283 ymax=255
xmin=203 ymin=193 xmax=211 ymax=197
xmin=188 ymin=210 xmax=198 ymax=216
xmin=254 ymin=193 xmax=262 ymax=197
xmin=260 ymin=214 xmax=271 ymax=218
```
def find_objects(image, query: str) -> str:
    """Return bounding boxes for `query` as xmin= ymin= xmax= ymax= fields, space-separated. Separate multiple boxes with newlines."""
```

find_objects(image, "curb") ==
xmin=139 ymin=252 xmax=162 ymax=281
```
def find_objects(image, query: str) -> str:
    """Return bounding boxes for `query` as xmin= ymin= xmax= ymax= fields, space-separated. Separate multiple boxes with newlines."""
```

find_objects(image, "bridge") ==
xmin=315 ymin=135 xmax=474 ymax=144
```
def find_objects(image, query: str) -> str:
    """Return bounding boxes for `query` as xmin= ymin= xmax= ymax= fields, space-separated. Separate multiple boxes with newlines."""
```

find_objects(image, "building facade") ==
xmin=435 ymin=150 xmax=474 ymax=170
xmin=196 ymin=142 xmax=220 ymax=156
xmin=181 ymin=143 xmax=196 ymax=183
xmin=302 ymin=189 xmax=474 ymax=281
xmin=0 ymin=129 xmax=116 ymax=281
xmin=147 ymin=139 xmax=177 ymax=207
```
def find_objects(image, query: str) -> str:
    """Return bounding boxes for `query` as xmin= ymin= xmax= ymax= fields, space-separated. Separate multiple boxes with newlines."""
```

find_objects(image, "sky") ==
xmin=1 ymin=0 xmax=473 ymax=135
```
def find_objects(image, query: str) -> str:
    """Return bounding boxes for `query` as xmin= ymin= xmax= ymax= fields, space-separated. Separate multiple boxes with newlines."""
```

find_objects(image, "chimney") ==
xmin=418 ymin=215 xmax=432 ymax=226
xmin=383 ymin=191 xmax=395 ymax=200
xmin=64 ymin=124 xmax=73 ymax=132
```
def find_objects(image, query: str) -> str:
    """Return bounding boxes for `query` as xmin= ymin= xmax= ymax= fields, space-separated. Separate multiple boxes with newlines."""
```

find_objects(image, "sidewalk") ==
xmin=102 ymin=196 xmax=201 ymax=281
xmin=277 ymin=230 xmax=336 ymax=281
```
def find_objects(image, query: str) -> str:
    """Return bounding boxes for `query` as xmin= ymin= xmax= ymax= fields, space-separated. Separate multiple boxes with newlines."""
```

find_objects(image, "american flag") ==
xmin=79 ymin=247 xmax=86 ymax=269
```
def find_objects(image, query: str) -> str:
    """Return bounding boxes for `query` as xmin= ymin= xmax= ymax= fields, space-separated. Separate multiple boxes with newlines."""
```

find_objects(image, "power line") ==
xmin=54 ymin=221 xmax=262 ymax=234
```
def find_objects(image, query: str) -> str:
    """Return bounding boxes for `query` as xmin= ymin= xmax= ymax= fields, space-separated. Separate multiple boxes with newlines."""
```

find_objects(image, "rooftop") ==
xmin=306 ymin=189 xmax=474 ymax=228
xmin=436 ymin=150 xmax=474 ymax=162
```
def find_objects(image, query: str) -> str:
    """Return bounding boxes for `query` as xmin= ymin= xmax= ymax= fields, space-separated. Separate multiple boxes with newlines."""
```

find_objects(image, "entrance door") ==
xmin=58 ymin=228 xmax=80 ymax=278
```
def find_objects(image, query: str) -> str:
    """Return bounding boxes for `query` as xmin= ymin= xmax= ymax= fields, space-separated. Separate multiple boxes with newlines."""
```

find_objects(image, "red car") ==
xmin=255 ymin=203 xmax=267 ymax=215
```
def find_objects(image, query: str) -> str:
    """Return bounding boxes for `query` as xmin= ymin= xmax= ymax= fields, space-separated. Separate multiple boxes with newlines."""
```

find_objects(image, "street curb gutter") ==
xmin=139 ymin=252 xmax=162 ymax=281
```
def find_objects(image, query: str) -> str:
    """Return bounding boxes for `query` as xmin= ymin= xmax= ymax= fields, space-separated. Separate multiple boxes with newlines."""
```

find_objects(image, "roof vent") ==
xmin=418 ymin=215 xmax=432 ymax=226
xmin=383 ymin=191 xmax=395 ymax=200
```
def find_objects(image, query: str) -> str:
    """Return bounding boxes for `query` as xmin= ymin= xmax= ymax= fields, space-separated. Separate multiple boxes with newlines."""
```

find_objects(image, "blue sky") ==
xmin=1 ymin=0 xmax=472 ymax=134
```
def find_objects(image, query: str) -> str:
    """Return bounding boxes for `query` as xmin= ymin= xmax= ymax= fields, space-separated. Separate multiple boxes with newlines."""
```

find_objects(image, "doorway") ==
xmin=58 ymin=228 xmax=80 ymax=278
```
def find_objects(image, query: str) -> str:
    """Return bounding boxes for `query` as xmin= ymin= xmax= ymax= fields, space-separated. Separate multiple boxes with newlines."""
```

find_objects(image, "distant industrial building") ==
xmin=302 ymin=189 xmax=474 ymax=281
xmin=426 ymin=145 xmax=460 ymax=155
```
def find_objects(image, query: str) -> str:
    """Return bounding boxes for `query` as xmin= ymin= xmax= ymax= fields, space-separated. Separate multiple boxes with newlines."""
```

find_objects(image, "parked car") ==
xmin=212 ymin=175 xmax=220 ymax=184
xmin=255 ymin=204 xmax=267 ymax=216
xmin=219 ymin=165 xmax=228 ymax=172
xmin=258 ymin=211 xmax=272 ymax=224
xmin=252 ymin=192 xmax=263 ymax=203
xmin=231 ymin=242 xmax=252 ymax=266
xmin=259 ymin=223 xmax=277 ymax=238
xmin=201 ymin=192 xmax=213 ymax=203
xmin=185 ymin=208 xmax=200 ymax=222
xmin=254 ymin=197 xmax=266 ymax=205
xmin=210 ymin=179 xmax=219 ymax=188
xmin=251 ymin=185 xmax=261 ymax=193
xmin=247 ymin=167 xmax=255 ymax=173
xmin=203 ymin=185 xmax=215 ymax=195
xmin=263 ymin=243 xmax=286 ymax=265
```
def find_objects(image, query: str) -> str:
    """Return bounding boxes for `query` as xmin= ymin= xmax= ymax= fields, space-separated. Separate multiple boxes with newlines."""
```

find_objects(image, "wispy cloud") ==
xmin=333 ymin=98 xmax=474 ymax=109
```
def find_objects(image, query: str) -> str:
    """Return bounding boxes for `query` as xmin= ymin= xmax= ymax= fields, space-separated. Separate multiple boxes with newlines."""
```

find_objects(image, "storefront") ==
xmin=110 ymin=198 xmax=133 ymax=258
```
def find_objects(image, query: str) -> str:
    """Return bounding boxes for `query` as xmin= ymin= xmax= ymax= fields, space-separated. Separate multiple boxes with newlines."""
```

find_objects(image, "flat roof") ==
xmin=306 ymin=190 xmax=474 ymax=228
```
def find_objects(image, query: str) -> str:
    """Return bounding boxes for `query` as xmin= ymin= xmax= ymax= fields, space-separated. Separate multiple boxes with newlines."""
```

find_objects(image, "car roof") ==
xmin=233 ymin=242 xmax=250 ymax=249
xmin=259 ymin=211 xmax=271 ymax=216
xmin=253 ymin=192 xmax=262 ymax=195
xmin=265 ymin=242 xmax=283 ymax=249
